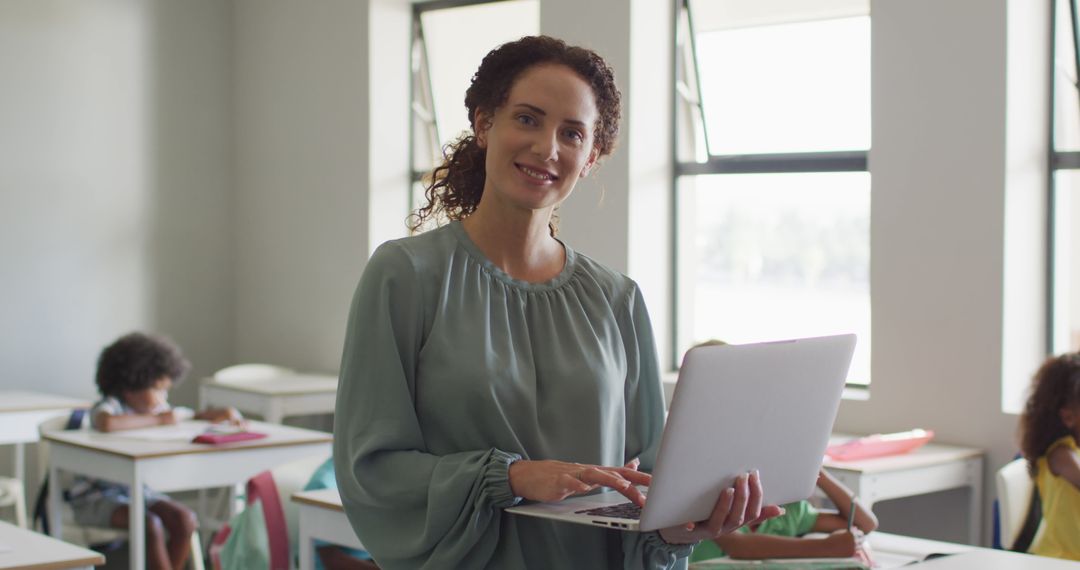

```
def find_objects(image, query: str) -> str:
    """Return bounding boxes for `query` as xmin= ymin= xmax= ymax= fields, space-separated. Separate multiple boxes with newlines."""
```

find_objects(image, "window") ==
xmin=675 ymin=0 xmax=872 ymax=385
xmin=410 ymin=0 xmax=539 ymax=215
xmin=1051 ymin=0 xmax=1080 ymax=353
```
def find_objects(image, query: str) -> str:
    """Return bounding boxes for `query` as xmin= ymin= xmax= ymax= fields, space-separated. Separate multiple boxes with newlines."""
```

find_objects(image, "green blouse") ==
xmin=333 ymin=221 xmax=692 ymax=569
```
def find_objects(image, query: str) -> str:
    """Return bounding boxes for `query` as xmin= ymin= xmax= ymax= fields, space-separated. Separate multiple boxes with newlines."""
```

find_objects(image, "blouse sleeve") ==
xmin=333 ymin=242 xmax=522 ymax=570
xmin=616 ymin=285 xmax=696 ymax=569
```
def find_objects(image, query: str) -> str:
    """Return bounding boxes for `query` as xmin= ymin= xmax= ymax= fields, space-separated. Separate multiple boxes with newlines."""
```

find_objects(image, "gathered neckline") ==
xmin=447 ymin=221 xmax=578 ymax=292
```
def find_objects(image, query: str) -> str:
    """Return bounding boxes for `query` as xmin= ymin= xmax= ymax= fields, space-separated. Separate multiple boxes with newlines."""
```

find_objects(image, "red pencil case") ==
xmin=192 ymin=431 xmax=267 ymax=444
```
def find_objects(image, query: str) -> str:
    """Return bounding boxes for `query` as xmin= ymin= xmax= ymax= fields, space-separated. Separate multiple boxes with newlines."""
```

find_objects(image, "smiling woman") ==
xmin=334 ymin=35 xmax=778 ymax=570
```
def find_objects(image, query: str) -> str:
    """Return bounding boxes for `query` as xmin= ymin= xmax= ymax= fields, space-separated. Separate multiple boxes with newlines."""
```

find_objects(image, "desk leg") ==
xmin=299 ymin=510 xmax=315 ymax=570
xmin=47 ymin=462 xmax=63 ymax=538
xmin=967 ymin=457 xmax=984 ymax=545
xmin=131 ymin=471 xmax=145 ymax=570
xmin=266 ymin=400 xmax=284 ymax=425
xmin=14 ymin=442 xmax=24 ymax=487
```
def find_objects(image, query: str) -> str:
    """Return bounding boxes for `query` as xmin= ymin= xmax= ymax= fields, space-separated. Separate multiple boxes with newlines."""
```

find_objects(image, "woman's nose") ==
xmin=531 ymin=129 xmax=558 ymax=161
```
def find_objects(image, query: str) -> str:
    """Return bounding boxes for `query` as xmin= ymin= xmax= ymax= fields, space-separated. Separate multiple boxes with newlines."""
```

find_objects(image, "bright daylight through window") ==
xmin=1052 ymin=0 xmax=1080 ymax=354
xmin=676 ymin=0 xmax=872 ymax=385
xmin=410 ymin=0 xmax=539 ymax=218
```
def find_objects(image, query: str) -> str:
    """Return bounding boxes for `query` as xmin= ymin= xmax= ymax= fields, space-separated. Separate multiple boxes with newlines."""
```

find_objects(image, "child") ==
xmin=303 ymin=458 xmax=379 ymax=570
xmin=1020 ymin=352 xmax=1080 ymax=561
xmin=689 ymin=468 xmax=878 ymax=562
xmin=69 ymin=332 xmax=241 ymax=570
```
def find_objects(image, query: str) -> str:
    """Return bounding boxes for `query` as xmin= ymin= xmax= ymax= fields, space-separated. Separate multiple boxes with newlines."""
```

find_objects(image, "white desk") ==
xmin=0 ymin=392 xmax=89 ymax=492
xmin=44 ymin=421 xmax=332 ymax=570
xmin=199 ymin=374 xmax=338 ymax=424
xmin=909 ymin=549 xmax=1080 ymax=568
xmin=0 ymin=519 xmax=104 ymax=569
xmin=823 ymin=435 xmax=984 ymax=544
xmin=292 ymin=489 xmax=364 ymax=570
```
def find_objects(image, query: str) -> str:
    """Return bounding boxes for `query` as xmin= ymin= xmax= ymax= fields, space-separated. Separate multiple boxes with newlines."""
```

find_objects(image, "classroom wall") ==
xmin=0 ymin=0 xmax=234 ymax=406
xmin=231 ymin=0 xmax=410 ymax=375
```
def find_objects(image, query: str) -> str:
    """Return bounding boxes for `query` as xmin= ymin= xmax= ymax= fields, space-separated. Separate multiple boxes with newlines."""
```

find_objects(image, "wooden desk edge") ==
xmin=292 ymin=491 xmax=345 ymax=512
xmin=17 ymin=552 xmax=107 ymax=570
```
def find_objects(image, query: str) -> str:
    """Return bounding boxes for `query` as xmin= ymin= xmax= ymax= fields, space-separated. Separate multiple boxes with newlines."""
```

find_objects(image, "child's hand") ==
xmin=821 ymin=529 xmax=863 ymax=557
xmin=156 ymin=410 xmax=179 ymax=426
xmin=203 ymin=407 xmax=246 ymax=427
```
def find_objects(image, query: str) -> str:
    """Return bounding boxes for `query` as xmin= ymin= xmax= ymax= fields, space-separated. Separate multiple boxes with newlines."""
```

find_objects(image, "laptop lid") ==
xmin=638 ymin=334 xmax=855 ymax=531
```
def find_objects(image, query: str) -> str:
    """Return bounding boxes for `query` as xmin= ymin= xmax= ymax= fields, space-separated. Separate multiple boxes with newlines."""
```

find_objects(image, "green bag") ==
xmin=218 ymin=500 xmax=270 ymax=569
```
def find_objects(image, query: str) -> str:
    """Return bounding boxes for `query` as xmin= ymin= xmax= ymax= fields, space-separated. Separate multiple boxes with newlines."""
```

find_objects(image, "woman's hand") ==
xmin=509 ymin=457 xmax=652 ymax=507
xmin=657 ymin=470 xmax=784 ymax=544
xmin=155 ymin=410 xmax=178 ymax=426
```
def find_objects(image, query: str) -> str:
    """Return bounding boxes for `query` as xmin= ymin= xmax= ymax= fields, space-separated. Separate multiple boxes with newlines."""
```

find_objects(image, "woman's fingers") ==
xmin=720 ymin=473 xmax=750 ymax=533
xmin=612 ymin=467 xmax=652 ymax=486
xmin=744 ymin=469 xmax=764 ymax=524
xmin=576 ymin=467 xmax=648 ymax=506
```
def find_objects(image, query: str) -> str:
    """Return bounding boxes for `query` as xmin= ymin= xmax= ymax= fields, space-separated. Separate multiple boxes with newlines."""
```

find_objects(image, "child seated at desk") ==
xmin=1020 ymin=351 xmax=1080 ymax=561
xmin=69 ymin=331 xmax=242 ymax=570
xmin=689 ymin=469 xmax=878 ymax=563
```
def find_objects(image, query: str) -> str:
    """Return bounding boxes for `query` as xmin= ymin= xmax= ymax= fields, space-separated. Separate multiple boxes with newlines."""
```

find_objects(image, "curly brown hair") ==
xmin=1019 ymin=352 xmax=1080 ymax=475
xmin=408 ymin=35 xmax=622 ymax=235
xmin=95 ymin=332 xmax=191 ymax=398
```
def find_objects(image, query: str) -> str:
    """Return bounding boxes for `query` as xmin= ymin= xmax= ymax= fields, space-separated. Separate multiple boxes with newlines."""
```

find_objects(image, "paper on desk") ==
xmin=108 ymin=422 xmax=210 ymax=442
xmin=690 ymin=558 xmax=869 ymax=569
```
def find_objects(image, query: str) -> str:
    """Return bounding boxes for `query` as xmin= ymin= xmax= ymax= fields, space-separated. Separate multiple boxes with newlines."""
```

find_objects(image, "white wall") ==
xmin=0 ymin=0 xmax=234 ymax=406
xmin=830 ymin=0 xmax=1048 ymax=543
xmin=231 ymin=0 xmax=410 ymax=373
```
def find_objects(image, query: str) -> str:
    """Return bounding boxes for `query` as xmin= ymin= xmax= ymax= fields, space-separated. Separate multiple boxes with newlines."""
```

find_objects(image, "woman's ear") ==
xmin=474 ymin=109 xmax=493 ymax=149
xmin=580 ymin=148 xmax=600 ymax=178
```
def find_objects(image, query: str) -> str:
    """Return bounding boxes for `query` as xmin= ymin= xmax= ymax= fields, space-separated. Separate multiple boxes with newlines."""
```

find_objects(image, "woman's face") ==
xmin=476 ymin=63 xmax=600 ymax=216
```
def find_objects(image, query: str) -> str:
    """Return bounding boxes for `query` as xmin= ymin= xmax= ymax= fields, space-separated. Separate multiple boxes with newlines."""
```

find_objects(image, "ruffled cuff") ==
xmin=641 ymin=531 xmax=696 ymax=568
xmin=481 ymin=448 xmax=523 ymax=509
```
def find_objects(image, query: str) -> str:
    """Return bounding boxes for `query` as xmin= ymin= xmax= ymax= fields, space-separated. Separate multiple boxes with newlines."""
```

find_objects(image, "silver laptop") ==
xmin=506 ymin=334 xmax=855 ymax=532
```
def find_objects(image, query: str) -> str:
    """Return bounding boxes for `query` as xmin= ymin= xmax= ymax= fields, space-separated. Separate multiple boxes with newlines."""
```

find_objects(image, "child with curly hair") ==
xmin=1020 ymin=352 xmax=1080 ymax=561
xmin=68 ymin=332 xmax=242 ymax=570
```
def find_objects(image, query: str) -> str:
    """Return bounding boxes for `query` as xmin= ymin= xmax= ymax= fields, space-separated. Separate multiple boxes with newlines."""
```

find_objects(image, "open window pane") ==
xmin=1055 ymin=0 xmax=1080 ymax=151
xmin=420 ymin=1 xmax=538 ymax=154
xmin=677 ymin=172 xmax=871 ymax=384
xmin=689 ymin=0 xmax=870 ymax=155
xmin=1053 ymin=170 xmax=1080 ymax=353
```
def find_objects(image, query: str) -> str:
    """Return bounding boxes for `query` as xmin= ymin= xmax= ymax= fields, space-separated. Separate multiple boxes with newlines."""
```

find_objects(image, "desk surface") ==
xmin=42 ymin=420 xmax=331 ymax=459
xmin=0 ymin=392 xmax=90 ymax=414
xmin=293 ymin=488 xmax=344 ymax=512
xmin=0 ymin=520 xmax=104 ymax=569
xmin=823 ymin=435 xmax=982 ymax=474
xmin=201 ymin=374 xmax=338 ymax=396
xmin=910 ymin=550 xmax=1080 ymax=568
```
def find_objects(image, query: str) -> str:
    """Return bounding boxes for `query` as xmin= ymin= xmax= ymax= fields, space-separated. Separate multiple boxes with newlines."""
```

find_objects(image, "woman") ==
xmin=334 ymin=35 xmax=778 ymax=569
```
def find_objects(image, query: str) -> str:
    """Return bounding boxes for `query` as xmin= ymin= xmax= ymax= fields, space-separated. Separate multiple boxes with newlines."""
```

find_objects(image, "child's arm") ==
xmin=812 ymin=469 xmax=878 ymax=533
xmin=194 ymin=406 xmax=244 ymax=425
xmin=95 ymin=410 xmax=177 ymax=432
xmin=716 ymin=530 xmax=861 ymax=560
xmin=1048 ymin=444 xmax=1080 ymax=490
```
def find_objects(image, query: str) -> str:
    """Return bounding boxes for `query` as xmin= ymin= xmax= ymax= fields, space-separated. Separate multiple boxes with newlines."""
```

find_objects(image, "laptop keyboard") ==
xmin=575 ymin=502 xmax=641 ymax=519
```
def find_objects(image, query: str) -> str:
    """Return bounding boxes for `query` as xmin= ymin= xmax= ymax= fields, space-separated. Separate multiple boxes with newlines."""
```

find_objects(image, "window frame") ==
xmin=1049 ymin=0 xmax=1080 ymax=353
xmin=671 ymin=0 xmax=871 ymax=383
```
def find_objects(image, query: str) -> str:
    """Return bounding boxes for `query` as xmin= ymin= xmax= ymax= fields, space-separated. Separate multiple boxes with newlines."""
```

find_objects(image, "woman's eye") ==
xmin=564 ymin=130 xmax=584 ymax=142
xmin=516 ymin=114 xmax=537 ymax=126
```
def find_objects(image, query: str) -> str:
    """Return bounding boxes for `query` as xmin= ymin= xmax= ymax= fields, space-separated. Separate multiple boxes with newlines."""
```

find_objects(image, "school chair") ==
xmin=34 ymin=412 xmax=207 ymax=570
xmin=0 ymin=476 xmax=27 ymax=528
xmin=995 ymin=457 xmax=1042 ymax=552
xmin=212 ymin=363 xmax=296 ymax=385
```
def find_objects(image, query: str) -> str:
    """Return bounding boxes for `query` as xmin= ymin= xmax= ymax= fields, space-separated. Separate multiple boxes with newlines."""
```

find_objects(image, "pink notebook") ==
xmin=192 ymin=431 xmax=267 ymax=444
xmin=825 ymin=429 xmax=934 ymax=461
